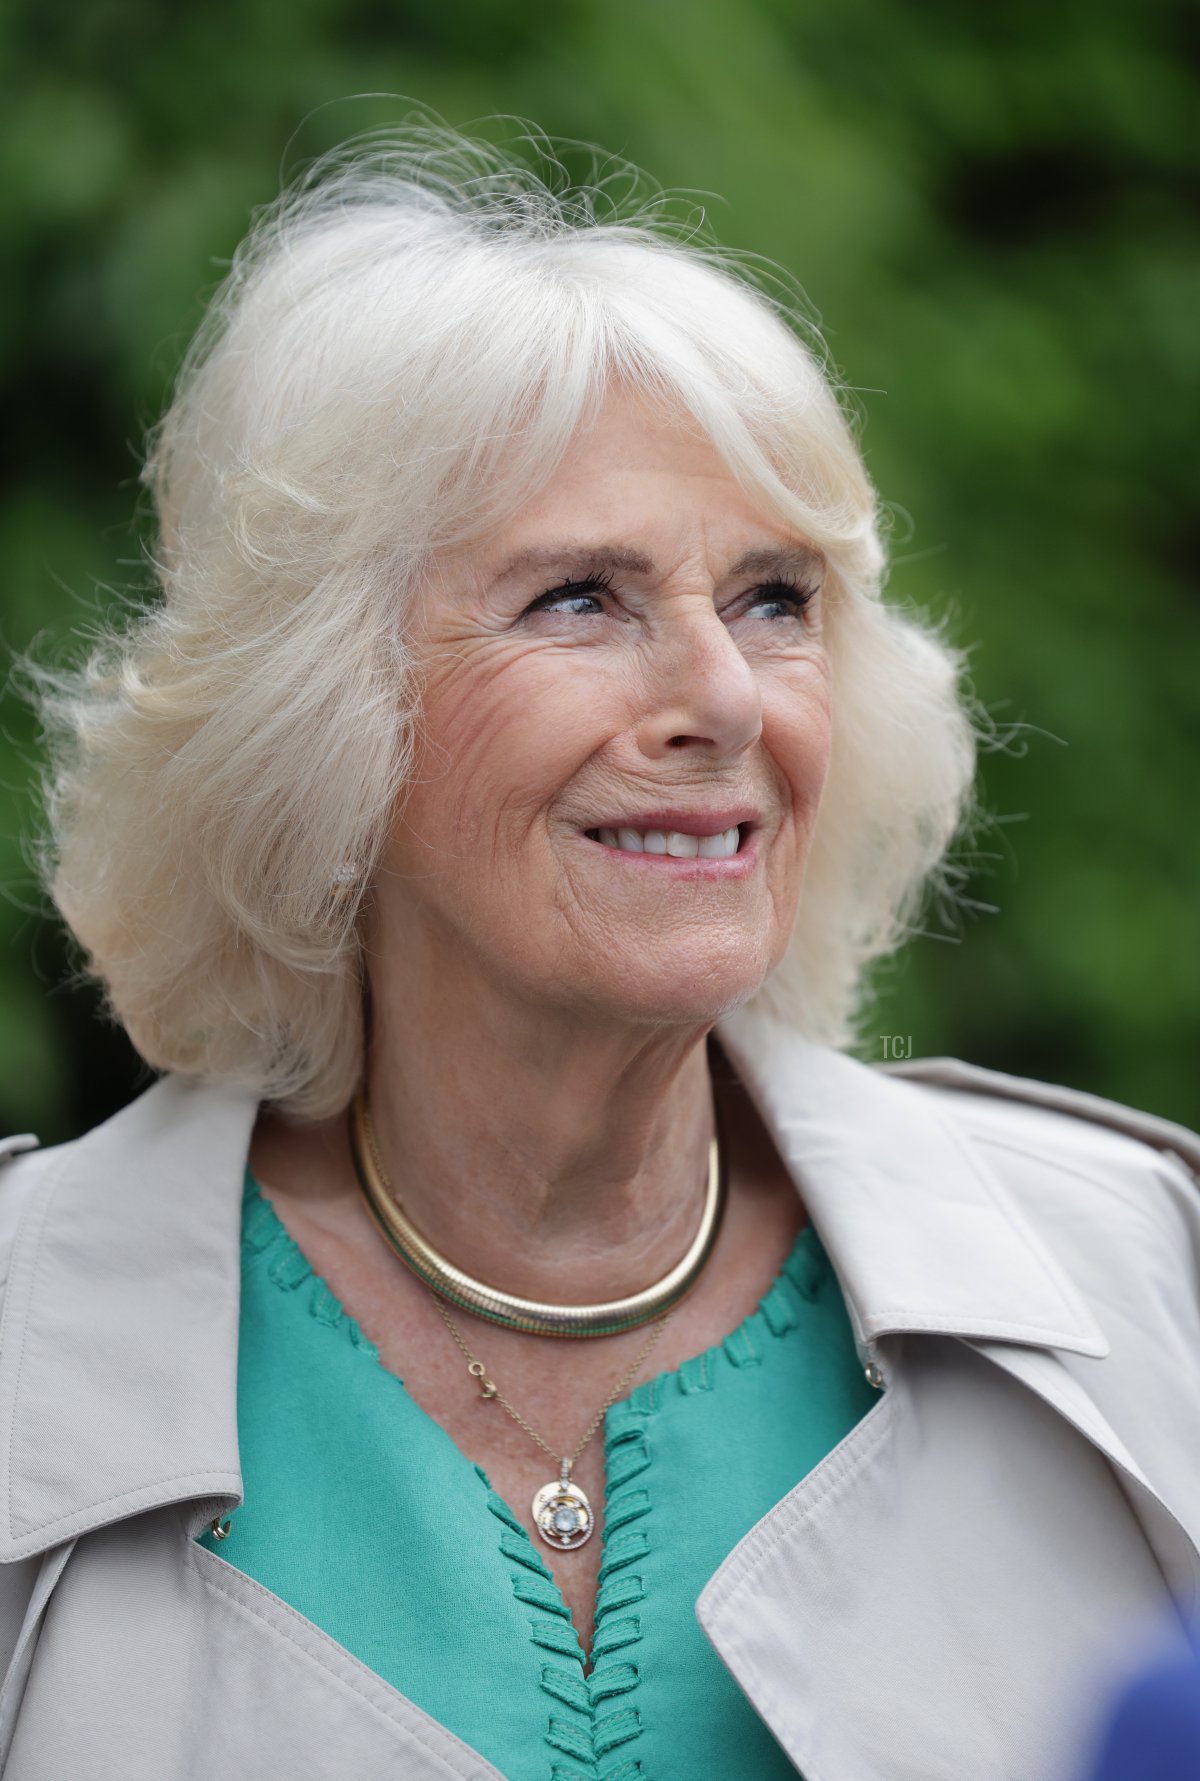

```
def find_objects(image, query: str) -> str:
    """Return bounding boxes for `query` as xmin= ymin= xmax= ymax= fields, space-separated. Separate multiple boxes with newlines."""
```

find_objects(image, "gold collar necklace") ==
xmin=347 ymin=1087 xmax=727 ymax=1339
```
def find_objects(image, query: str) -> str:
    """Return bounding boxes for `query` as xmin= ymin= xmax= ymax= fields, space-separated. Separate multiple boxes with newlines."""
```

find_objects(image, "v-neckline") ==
xmin=240 ymin=1166 xmax=824 ymax=1674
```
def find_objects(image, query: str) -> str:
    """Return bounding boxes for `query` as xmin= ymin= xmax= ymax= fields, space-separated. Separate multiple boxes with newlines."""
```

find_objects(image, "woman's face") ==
xmin=374 ymin=387 xmax=833 ymax=1029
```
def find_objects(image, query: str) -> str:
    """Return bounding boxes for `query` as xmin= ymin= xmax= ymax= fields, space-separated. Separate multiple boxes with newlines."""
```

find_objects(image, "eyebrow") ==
xmin=489 ymin=541 xmax=826 ymax=589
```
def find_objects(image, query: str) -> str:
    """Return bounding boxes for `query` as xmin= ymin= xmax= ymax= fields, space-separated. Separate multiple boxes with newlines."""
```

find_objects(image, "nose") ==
xmin=634 ymin=604 xmax=763 ymax=761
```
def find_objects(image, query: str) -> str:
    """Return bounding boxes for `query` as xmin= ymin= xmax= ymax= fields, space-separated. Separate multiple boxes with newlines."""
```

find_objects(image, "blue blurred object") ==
xmin=1081 ymin=1615 xmax=1200 ymax=1781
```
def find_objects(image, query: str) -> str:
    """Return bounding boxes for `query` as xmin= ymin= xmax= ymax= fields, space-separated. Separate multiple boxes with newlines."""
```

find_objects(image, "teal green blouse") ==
xmin=197 ymin=1172 xmax=879 ymax=1779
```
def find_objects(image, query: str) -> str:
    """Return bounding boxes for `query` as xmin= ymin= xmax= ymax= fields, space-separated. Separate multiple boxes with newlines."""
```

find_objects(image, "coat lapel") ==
xmin=0 ymin=1075 xmax=255 ymax=1562
xmin=696 ymin=1005 xmax=1200 ymax=1780
xmin=695 ymin=1337 xmax=1192 ymax=1781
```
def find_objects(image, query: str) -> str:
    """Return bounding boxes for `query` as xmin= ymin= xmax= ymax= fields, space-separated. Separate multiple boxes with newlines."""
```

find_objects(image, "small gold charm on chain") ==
xmin=467 ymin=1359 xmax=497 ymax=1398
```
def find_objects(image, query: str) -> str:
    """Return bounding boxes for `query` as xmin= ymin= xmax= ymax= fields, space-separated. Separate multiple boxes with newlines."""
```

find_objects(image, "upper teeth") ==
xmin=593 ymin=826 xmax=741 ymax=858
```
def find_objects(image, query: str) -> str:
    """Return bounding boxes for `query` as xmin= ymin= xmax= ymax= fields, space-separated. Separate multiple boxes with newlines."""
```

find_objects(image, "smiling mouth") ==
xmin=582 ymin=824 xmax=749 ymax=859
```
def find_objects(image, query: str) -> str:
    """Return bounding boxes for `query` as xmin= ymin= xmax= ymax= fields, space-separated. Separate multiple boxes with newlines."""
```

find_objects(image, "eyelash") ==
xmin=742 ymin=579 xmax=819 ymax=620
xmin=525 ymin=571 xmax=817 ymax=620
xmin=526 ymin=571 xmax=617 ymax=613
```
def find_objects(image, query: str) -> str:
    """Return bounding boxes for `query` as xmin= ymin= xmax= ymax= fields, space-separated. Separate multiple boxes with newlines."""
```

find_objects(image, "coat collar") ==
xmin=0 ymin=1008 xmax=1107 ymax=1562
xmin=715 ymin=1006 xmax=1109 ymax=1363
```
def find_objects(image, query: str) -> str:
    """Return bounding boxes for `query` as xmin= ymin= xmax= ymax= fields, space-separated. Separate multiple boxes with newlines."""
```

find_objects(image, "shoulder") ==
xmin=0 ymin=1073 xmax=259 ymax=1299
xmin=878 ymin=1053 xmax=1200 ymax=1273
xmin=877 ymin=1053 xmax=1199 ymax=1182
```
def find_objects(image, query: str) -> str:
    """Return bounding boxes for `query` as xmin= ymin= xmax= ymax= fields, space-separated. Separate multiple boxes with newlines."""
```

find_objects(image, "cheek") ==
xmin=765 ymin=675 xmax=834 ymax=827
xmin=401 ymin=650 xmax=614 ymax=853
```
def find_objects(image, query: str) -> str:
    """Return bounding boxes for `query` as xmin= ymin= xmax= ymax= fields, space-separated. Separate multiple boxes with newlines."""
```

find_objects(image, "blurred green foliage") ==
xmin=2 ymin=0 xmax=1196 ymax=1142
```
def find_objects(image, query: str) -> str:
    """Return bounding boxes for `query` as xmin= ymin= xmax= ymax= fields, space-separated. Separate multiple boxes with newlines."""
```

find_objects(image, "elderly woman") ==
xmin=1 ymin=125 xmax=1198 ymax=1781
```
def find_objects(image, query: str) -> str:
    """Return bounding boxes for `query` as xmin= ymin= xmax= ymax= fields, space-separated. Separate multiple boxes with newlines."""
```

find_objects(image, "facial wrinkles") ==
xmin=408 ymin=545 xmax=829 ymax=880
xmin=389 ymin=398 xmax=831 ymax=955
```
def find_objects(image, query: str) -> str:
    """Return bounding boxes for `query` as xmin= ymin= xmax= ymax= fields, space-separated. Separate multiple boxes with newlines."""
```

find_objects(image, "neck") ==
xmin=362 ymin=959 xmax=719 ymax=1307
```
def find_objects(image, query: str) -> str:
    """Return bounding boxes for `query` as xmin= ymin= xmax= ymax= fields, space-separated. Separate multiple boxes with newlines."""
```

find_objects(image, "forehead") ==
xmin=449 ymin=388 xmax=824 ymax=584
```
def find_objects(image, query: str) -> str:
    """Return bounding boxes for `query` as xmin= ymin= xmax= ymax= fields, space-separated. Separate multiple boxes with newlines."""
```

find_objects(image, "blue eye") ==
xmin=747 ymin=581 xmax=817 ymax=620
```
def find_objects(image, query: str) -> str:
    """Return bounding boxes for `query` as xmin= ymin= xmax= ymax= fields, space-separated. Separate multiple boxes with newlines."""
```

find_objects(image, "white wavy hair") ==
xmin=30 ymin=118 xmax=984 ymax=1119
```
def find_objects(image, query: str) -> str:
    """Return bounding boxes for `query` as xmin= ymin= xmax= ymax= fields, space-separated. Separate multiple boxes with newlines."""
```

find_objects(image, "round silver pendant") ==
xmin=532 ymin=1477 xmax=594 ymax=1549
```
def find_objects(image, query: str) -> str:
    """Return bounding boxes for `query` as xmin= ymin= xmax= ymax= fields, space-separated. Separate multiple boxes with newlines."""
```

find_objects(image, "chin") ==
xmin=580 ymin=947 xmax=775 ymax=1030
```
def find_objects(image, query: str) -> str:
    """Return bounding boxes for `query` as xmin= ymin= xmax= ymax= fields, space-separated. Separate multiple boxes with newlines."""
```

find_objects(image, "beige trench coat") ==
xmin=1 ymin=1005 xmax=1198 ymax=1781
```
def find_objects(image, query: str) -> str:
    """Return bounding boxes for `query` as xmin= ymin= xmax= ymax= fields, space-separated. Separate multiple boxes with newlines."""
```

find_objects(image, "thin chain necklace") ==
xmin=430 ymin=1291 xmax=674 ymax=1548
